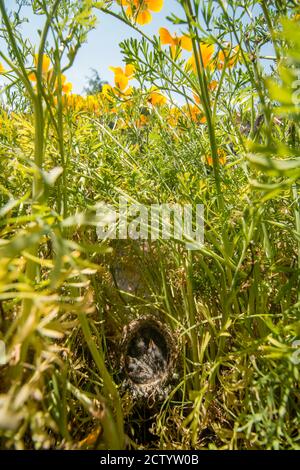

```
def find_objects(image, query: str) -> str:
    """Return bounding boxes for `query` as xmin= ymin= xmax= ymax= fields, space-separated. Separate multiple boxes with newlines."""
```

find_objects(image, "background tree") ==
xmin=84 ymin=68 xmax=108 ymax=95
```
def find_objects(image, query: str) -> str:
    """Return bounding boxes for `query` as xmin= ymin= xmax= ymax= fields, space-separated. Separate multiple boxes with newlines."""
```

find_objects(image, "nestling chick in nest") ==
xmin=125 ymin=331 xmax=168 ymax=384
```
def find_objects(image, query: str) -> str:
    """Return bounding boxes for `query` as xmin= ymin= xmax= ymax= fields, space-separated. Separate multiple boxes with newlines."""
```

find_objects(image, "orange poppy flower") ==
xmin=29 ymin=54 xmax=51 ymax=81
xmin=28 ymin=55 xmax=72 ymax=96
xmin=148 ymin=87 xmax=167 ymax=106
xmin=206 ymin=148 xmax=226 ymax=166
xmin=62 ymin=81 xmax=73 ymax=95
xmin=121 ymin=0 xmax=163 ymax=25
xmin=190 ymin=105 xmax=206 ymax=123
xmin=109 ymin=64 xmax=135 ymax=91
xmin=35 ymin=54 xmax=51 ymax=75
xmin=216 ymin=45 xmax=240 ymax=69
xmin=159 ymin=27 xmax=192 ymax=57
xmin=136 ymin=114 xmax=148 ymax=127
xmin=186 ymin=43 xmax=214 ymax=72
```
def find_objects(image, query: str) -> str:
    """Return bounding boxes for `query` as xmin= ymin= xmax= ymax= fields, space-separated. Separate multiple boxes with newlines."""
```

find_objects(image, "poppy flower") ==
xmin=61 ymin=80 xmax=73 ymax=95
xmin=216 ymin=45 xmax=240 ymax=69
xmin=206 ymin=148 xmax=226 ymax=166
xmin=29 ymin=54 xmax=51 ymax=81
xmin=148 ymin=87 xmax=167 ymax=105
xmin=186 ymin=43 xmax=214 ymax=72
xmin=136 ymin=114 xmax=148 ymax=127
xmin=190 ymin=105 xmax=206 ymax=123
xmin=36 ymin=54 xmax=51 ymax=75
xmin=159 ymin=27 xmax=192 ymax=57
xmin=109 ymin=64 xmax=135 ymax=91
xmin=121 ymin=0 xmax=163 ymax=25
xmin=28 ymin=54 xmax=72 ymax=95
xmin=54 ymin=74 xmax=73 ymax=94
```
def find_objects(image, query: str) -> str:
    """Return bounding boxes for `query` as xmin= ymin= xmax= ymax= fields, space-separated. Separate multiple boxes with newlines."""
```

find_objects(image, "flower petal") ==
xmin=186 ymin=55 xmax=195 ymax=72
xmin=28 ymin=72 xmax=36 ymax=82
xmin=146 ymin=0 xmax=163 ymax=13
xmin=109 ymin=66 xmax=124 ymax=75
xmin=136 ymin=9 xmax=152 ymax=25
xmin=180 ymin=35 xmax=193 ymax=52
xmin=125 ymin=63 xmax=135 ymax=77
xmin=34 ymin=54 xmax=51 ymax=75
xmin=170 ymin=45 xmax=181 ymax=59
xmin=159 ymin=27 xmax=175 ymax=46
xmin=62 ymin=82 xmax=73 ymax=94
xmin=148 ymin=88 xmax=167 ymax=105
xmin=115 ymin=73 xmax=129 ymax=91
xmin=200 ymin=43 xmax=214 ymax=67
xmin=60 ymin=74 xmax=67 ymax=85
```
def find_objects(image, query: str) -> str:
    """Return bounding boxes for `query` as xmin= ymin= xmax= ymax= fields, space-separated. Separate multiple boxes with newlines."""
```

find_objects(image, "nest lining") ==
xmin=120 ymin=317 xmax=177 ymax=400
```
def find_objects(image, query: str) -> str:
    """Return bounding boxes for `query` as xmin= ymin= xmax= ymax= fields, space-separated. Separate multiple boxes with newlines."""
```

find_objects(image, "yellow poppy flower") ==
xmin=116 ymin=73 xmax=129 ymax=90
xmin=28 ymin=72 xmax=36 ymax=81
xmin=124 ymin=63 xmax=135 ymax=77
xmin=136 ymin=114 xmax=148 ymax=127
xmin=159 ymin=28 xmax=192 ymax=54
xmin=29 ymin=54 xmax=52 ymax=84
xmin=147 ymin=87 xmax=167 ymax=106
xmin=216 ymin=45 xmax=240 ymax=69
xmin=62 ymin=81 xmax=73 ymax=94
xmin=122 ymin=86 xmax=133 ymax=96
xmin=122 ymin=0 xmax=163 ymax=25
xmin=34 ymin=54 xmax=51 ymax=76
xmin=109 ymin=64 xmax=135 ymax=91
xmin=53 ymin=74 xmax=72 ymax=94
xmin=186 ymin=43 xmax=214 ymax=72
xmin=206 ymin=149 xmax=226 ymax=166
xmin=0 ymin=63 xmax=5 ymax=74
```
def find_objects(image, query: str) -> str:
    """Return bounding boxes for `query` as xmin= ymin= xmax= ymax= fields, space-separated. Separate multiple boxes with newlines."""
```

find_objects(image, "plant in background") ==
xmin=84 ymin=68 xmax=108 ymax=95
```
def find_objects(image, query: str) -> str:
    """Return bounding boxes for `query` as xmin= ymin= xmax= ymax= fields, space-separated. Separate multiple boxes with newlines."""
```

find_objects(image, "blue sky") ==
xmin=1 ymin=1 xmax=273 ymax=95
xmin=20 ymin=0 xmax=184 ymax=94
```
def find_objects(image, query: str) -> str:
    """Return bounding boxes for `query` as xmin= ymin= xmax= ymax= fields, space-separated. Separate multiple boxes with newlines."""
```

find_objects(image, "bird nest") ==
xmin=120 ymin=316 xmax=177 ymax=402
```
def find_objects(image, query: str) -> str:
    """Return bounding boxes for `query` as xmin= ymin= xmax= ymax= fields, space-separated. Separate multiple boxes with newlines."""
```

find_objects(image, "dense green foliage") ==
xmin=0 ymin=0 xmax=299 ymax=450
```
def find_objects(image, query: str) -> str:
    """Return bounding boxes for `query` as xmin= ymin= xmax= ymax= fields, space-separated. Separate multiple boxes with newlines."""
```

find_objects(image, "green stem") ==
xmin=292 ymin=184 xmax=300 ymax=301
xmin=260 ymin=0 xmax=281 ymax=63
xmin=78 ymin=312 xmax=125 ymax=449
xmin=185 ymin=251 xmax=200 ymax=390
xmin=182 ymin=0 xmax=224 ymax=211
